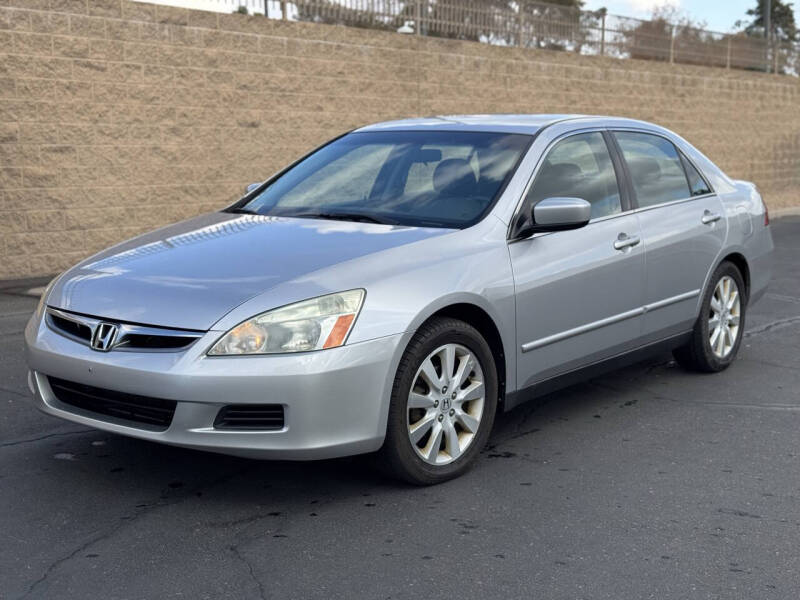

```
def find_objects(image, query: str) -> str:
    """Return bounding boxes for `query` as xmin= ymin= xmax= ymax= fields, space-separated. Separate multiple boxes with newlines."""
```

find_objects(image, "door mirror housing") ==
xmin=245 ymin=182 xmax=262 ymax=194
xmin=516 ymin=197 xmax=592 ymax=238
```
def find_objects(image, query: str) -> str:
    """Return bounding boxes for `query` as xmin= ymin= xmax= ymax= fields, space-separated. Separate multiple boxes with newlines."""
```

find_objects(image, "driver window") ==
xmin=526 ymin=132 xmax=622 ymax=219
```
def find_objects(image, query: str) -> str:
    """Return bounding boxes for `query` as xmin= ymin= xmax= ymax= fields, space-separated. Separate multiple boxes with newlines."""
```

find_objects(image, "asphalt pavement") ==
xmin=2 ymin=217 xmax=799 ymax=600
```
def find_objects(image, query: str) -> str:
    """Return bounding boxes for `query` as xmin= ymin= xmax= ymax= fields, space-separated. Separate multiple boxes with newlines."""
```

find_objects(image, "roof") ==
xmin=356 ymin=114 xmax=582 ymax=135
xmin=355 ymin=114 xmax=659 ymax=135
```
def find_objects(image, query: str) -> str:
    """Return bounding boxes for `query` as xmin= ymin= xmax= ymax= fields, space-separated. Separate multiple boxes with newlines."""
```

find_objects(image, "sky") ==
xmin=142 ymin=0 xmax=800 ymax=34
xmin=582 ymin=0 xmax=800 ymax=33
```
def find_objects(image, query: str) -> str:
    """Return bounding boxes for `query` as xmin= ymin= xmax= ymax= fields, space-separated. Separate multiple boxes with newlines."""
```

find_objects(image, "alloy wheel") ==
xmin=709 ymin=275 xmax=741 ymax=359
xmin=406 ymin=343 xmax=485 ymax=465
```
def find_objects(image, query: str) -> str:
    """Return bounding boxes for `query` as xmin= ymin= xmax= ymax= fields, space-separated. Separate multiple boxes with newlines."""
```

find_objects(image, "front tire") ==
xmin=379 ymin=317 xmax=498 ymax=485
xmin=673 ymin=261 xmax=746 ymax=373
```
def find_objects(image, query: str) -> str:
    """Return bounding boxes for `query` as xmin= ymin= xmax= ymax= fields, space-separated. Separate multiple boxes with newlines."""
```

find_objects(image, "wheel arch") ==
xmin=720 ymin=252 xmax=751 ymax=301
xmin=417 ymin=302 xmax=509 ymax=410
xmin=696 ymin=249 xmax=752 ymax=320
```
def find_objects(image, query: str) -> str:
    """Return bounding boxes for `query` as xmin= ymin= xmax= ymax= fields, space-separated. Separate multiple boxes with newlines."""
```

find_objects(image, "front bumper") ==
xmin=25 ymin=310 xmax=409 ymax=460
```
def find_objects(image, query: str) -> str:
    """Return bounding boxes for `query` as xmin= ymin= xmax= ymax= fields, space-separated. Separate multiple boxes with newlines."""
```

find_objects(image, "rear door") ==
xmin=611 ymin=130 xmax=726 ymax=342
xmin=509 ymin=130 xmax=646 ymax=390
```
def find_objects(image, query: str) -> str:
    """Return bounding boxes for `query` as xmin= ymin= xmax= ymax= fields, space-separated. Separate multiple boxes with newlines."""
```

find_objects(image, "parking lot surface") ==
xmin=2 ymin=217 xmax=799 ymax=600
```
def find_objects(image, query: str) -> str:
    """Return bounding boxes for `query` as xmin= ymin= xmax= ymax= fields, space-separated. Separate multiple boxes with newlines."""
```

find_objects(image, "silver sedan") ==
xmin=25 ymin=115 xmax=773 ymax=484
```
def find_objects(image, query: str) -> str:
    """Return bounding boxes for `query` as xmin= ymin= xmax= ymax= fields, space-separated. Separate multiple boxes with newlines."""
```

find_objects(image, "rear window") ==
xmin=614 ymin=132 xmax=691 ymax=208
xmin=681 ymin=154 xmax=713 ymax=196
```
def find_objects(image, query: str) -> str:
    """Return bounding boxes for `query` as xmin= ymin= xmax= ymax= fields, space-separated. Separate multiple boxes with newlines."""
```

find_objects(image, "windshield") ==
xmin=236 ymin=131 xmax=531 ymax=228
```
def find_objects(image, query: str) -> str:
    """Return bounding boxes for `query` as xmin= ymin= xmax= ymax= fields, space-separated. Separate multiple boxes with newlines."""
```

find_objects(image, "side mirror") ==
xmin=516 ymin=197 xmax=591 ymax=238
xmin=245 ymin=182 xmax=262 ymax=194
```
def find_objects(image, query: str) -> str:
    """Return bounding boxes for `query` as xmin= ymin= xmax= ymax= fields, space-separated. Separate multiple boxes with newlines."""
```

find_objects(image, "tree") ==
xmin=737 ymin=0 xmax=798 ymax=42
xmin=294 ymin=0 xmax=402 ymax=32
xmin=736 ymin=1 xmax=798 ymax=74
xmin=623 ymin=6 xmax=711 ymax=64
xmin=521 ymin=0 xmax=591 ymax=51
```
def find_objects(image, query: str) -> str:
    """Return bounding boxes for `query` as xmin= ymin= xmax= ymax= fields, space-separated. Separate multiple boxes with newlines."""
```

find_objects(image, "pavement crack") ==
xmin=686 ymin=400 xmax=800 ymax=412
xmin=745 ymin=315 xmax=800 ymax=338
xmin=586 ymin=379 xmax=800 ymax=412
xmin=20 ymin=465 xmax=255 ymax=596
xmin=209 ymin=512 xmax=277 ymax=529
xmin=0 ymin=385 xmax=30 ymax=399
xmin=0 ymin=329 xmax=26 ymax=337
xmin=21 ymin=530 xmax=116 ymax=598
xmin=587 ymin=380 xmax=625 ymax=393
xmin=230 ymin=544 xmax=267 ymax=600
xmin=628 ymin=386 xmax=800 ymax=412
xmin=0 ymin=310 xmax=35 ymax=319
xmin=0 ymin=429 xmax=92 ymax=448
xmin=748 ymin=358 xmax=800 ymax=372
xmin=765 ymin=292 xmax=800 ymax=305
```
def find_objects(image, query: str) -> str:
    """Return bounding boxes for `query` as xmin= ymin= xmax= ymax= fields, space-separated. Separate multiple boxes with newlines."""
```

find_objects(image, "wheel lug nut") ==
xmin=438 ymin=414 xmax=444 ymax=422
xmin=433 ymin=400 xmax=439 ymax=408
xmin=449 ymin=409 xmax=455 ymax=417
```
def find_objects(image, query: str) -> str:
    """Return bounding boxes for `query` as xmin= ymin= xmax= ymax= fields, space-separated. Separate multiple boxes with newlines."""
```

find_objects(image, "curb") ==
xmin=0 ymin=275 xmax=55 ymax=291
xmin=0 ymin=275 xmax=54 ymax=298
xmin=772 ymin=207 xmax=800 ymax=219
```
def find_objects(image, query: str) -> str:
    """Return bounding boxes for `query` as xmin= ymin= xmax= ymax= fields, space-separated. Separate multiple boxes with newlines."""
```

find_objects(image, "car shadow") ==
xmin=23 ymin=352 xmax=682 ymax=513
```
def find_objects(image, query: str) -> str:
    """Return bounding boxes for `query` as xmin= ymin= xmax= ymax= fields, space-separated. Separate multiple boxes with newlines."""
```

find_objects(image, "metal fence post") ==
xmin=726 ymin=37 xmax=731 ymax=69
xmin=774 ymin=41 xmax=779 ymax=74
xmin=600 ymin=9 xmax=606 ymax=56
xmin=248 ymin=0 xmax=798 ymax=73
xmin=669 ymin=25 xmax=675 ymax=63
xmin=765 ymin=0 xmax=772 ymax=72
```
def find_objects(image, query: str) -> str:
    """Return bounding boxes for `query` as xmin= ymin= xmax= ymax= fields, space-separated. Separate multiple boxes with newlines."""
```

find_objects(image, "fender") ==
xmin=402 ymin=291 xmax=517 ymax=396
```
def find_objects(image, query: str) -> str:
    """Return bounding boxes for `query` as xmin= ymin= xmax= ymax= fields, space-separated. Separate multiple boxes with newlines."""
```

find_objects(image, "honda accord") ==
xmin=25 ymin=115 xmax=773 ymax=484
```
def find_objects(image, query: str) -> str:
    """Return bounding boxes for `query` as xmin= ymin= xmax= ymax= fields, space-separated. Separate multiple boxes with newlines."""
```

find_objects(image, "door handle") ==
xmin=613 ymin=233 xmax=640 ymax=251
xmin=701 ymin=210 xmax=722 ymax=225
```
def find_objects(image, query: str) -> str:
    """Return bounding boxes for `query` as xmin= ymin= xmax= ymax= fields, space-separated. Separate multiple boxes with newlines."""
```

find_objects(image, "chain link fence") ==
xmin=146 ymin=0 xmax=799 ymax=75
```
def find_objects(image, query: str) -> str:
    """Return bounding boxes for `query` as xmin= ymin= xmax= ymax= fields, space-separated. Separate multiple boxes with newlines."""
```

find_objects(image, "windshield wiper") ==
xmin=226 ymin=207 xmax=260 ymax=215
xmin=287 ymin=211 xmax=397 ymax=225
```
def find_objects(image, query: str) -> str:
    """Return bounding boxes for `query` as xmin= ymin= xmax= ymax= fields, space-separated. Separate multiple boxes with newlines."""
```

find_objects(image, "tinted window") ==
xmin=615 ymin=132 xmax=690 ymax=208
xmin=240 ymin=131 xmax=530 ymax=229
xmin=681 ymin=154 xmax=712 ymax=196
xmin=526 ymin=132 xmax=621 ymax=219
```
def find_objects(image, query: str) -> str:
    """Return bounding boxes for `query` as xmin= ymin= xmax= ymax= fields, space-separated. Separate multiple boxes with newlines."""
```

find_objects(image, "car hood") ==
xmin=48 ymin=213 xmax=450 ymax=330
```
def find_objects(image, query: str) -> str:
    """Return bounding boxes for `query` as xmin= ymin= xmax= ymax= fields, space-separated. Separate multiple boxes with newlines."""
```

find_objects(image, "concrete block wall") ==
xmin=1 ymin=0 xmax=799 ymax=279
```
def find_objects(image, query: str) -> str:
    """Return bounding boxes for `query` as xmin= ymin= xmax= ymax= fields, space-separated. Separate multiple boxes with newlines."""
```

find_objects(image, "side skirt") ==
xmin=503 ymin=331 xmax=692 ymax=412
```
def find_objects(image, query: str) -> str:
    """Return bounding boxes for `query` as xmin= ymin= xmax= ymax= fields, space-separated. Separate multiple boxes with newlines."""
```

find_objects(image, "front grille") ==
xmin=48 ymin=377 xmax=177 ymax=431
xmin=45 ymin=308 xmax=203 ymax=352
xmin=214 ymin=404 xmax=285 ymax=431
xmin=49 ymin=312 xmax=92 ymax=343
xmin=116 ymin=333 xmax=200 ymax=351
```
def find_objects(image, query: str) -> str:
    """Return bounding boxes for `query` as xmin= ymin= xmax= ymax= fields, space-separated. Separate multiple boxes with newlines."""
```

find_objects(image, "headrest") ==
xmin=548 ymin=162 xmax=582 ymax=179
xmin=629 ymin=157 xmax=661 ymax=186
xmin=433 ymin=158 xmax=477 ymax=196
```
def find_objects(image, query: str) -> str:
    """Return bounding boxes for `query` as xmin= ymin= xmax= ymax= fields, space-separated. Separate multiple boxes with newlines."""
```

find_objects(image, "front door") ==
xmin=509 ymin=131 xmax=646 ymax=390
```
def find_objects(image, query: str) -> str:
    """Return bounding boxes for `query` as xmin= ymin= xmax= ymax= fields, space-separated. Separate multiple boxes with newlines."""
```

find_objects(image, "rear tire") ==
xmin=379 ymin=317 xmax=498 ymax=485
xmin=673 ymin=261 xmax=746 ymax=373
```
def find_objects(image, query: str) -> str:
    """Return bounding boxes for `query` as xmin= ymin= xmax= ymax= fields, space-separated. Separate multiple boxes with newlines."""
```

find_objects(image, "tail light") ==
xmin=763 ymin=198 xmax=770 ymax=226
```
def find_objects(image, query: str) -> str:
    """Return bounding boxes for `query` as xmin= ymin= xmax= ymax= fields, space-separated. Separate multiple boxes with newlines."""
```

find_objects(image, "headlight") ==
xmin=208 ymin=289 xmax=365 ymax=356
xmin=36 ymin=276 xmax=59 ymax=316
